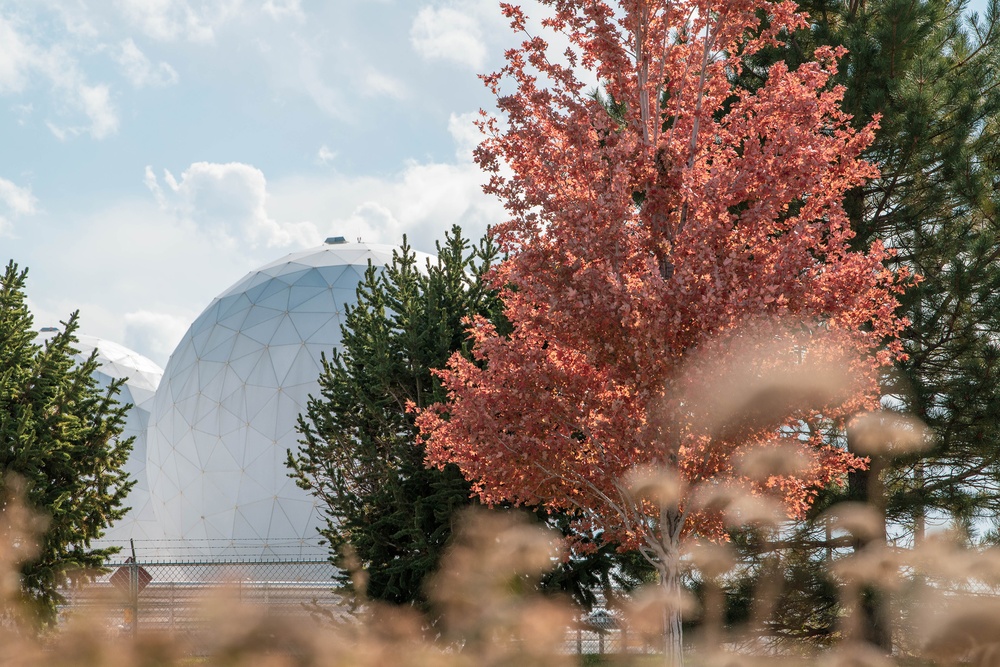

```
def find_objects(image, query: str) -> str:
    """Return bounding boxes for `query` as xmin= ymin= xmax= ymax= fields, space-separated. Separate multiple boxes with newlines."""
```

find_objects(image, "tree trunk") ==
xmin=847 ymin=431 xmax=892 ymax=651
xmin=913 ymin=461 xmax=925 ymax=546
xmin=655 ymin=563 xmax=684 ymax=666
xmin=653 ymin=537 xmax=685 ymax=666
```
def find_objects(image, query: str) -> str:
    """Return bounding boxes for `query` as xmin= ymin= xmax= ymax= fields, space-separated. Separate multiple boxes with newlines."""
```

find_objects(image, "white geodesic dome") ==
xmin=35 ymin=331 xmax=164 ymax=546
xmin=146 ymin=240 xmax=433 ymax=557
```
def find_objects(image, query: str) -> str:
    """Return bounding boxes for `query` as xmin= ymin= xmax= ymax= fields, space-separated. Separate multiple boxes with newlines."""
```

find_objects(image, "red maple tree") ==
xmin=416 ymin=0 xmax=906 ymax=659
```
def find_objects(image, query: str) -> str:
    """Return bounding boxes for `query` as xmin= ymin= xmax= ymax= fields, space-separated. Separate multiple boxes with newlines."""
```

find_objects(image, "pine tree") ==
xmin=0 ymin=261 xmax=132 ymax=625
xmin=757 ymin=0 xmax=1000 ymax=541
xmin=289 ymin=227 xmax=622 ymax=611
xmin=290 ymin=229 xmax=493 ymax=607
xmin=726 ymin=0 xmax=1000 ymax=649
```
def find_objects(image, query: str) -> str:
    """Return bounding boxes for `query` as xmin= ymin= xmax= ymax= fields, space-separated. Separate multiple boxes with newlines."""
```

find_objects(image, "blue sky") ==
xmin=0 ymin=0 xmax=992 ymax=367
xmin=1 ymin=0 xmax=519 ymax=365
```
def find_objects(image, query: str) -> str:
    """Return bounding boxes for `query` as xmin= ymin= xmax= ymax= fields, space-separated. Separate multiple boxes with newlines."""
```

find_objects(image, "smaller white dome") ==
xmin=37 ymin=330 xmax=165 ymax=547
xmin=77 ymin=336 xmax=164 ymax=546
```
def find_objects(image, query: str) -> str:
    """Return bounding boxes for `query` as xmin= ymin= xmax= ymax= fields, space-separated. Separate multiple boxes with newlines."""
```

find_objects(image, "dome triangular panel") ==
xmin=252 ymin=276 xmax=291 ymax=303
xmin=291 ymin=267 xmax=330 ymax=288
xmin=289 ymin=312 xmax=335 ymax=341
xmin=287 ymin=284 xmax=327 ymax=310
xmin=241 ymin=305 xmax=285 ymax=331
xmin=291 ymin=290 xmax=337 ymax=315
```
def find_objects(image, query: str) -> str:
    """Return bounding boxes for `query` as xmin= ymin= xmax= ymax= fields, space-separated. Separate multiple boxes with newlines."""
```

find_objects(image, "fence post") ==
xmin=129 ymin=539 xmax=139 ymax=638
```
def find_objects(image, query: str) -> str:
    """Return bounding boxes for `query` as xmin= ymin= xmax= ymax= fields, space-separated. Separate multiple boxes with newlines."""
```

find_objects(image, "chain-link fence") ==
xmin=62 ymin=558 xmax=343 ymax=636
xmin=568 ymin=626 xmax=628 ymax=655
xmin=60 ymin=546 xmax=645 ymax=657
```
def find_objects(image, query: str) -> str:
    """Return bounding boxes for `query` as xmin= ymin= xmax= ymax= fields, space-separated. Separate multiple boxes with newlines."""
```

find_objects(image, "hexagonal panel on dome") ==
xmin=146 ymin=240 xmax=434 ymax=557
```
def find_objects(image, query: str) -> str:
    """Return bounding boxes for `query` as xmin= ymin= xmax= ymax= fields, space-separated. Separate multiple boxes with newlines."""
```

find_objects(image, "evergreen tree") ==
xmin=727 ymin=0 xmax=1000 ymax=649
xmin=0 ymin=261 xmax=132 ymax=624
xmin=289 ymin=227 xmax=621 ymax=611
xmin=762 ymin=0 xmax=1000 ymax=543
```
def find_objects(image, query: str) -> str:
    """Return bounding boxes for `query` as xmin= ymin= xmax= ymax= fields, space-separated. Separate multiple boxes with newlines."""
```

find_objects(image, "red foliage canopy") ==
xmin=416 ymin=0 xmax=907 ymax=549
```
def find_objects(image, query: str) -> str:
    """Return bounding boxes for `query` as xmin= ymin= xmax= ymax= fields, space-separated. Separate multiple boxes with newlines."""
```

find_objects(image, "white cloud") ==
xmin=143 ymin=165 xmax=166 ymax=206
xmin=296 ymin=43 xmax=347 ymax=118
xmin=0 ymin=176 xmax=38 ymax=235
xmin=0 ymin=177 xmax=37 ymax=216
xmin=11 ymin=103 xmax=33 ymax=125
xmin=18 ymin=108 xmax=502 ymax=365
xmin=76 ymin=83 xmax=119 ymax=138
xmin=123 ymin=310 xmax=192 ymax=366
xmin=15 ymin=196 xmax=263 ymax=366
xmin=116 ymin=0 xmax=230 ymax=42
xmin=45 ymin=121 xmax=68 ymax=141
xmin=116 ymin=38 xmax=179 ymax=87
xmin=292 ymin=43 xmax=409 ymax=117
xmin=254 ymin=111 xmax=508 ymax=251
xmin=146 ymin=161 xmax=320 ymax=248
xmin=0 ymin=15 xmax=120 ymax=139
xmin=268 ymin=159 xmax=504 ymax=254
xmin=115 ymin=0 xmax=249 ymax=42
xmin=409 ymin=1 xmax=599 ymax=94
xmin=361 ymin=67 xmax=406 ymax=99
xmin=410 ymin=5 xmax=487 ymax=70
xmin=0 ymin=16 xmax=33 ymax=94
xmin=340 ymin=201 xmax=398 ymax=235
xmin=448 ymin=111 xmax=484 ymax=163
xmin=315 ymin=145 xmax=336 ymax=165
xmin=262 ymin=0 xmax=304 ymax=21
xmin=44 ymin=81 xmax=120 ymax=140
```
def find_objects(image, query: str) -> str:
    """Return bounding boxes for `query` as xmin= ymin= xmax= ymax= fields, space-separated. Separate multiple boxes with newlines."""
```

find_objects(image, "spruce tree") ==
xmin=289 ymin=227 xmax=621 ymax=611
xmin=0 ymin=261 xmax=132 ymax=625
xmin=726 ymin=0 xmax=1000 ymax=649
xmin=290 ymin=229 xmax=493 ymax=607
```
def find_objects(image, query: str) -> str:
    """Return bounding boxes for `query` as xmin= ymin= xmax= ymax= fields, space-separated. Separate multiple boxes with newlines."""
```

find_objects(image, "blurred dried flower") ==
xmin=512 ymin=598 xmax=576 ymax=655
xmin=830 ymin=544 xmax=900 ymax=590
xmin=687 ymin=484 xmax=787 ymax=531
xmin=735 ymin=442 xmax=817 ymax=481
xmin=723 ymin=494 xmax=786 ymax=530
xmin=962 ymin=547 xmax=1000 ymax=587
xmin=908 ymin=531 xmax=1000 ymax=588
xmin=426 ymin=508 xmax=573 ymax=664
xmin=685 ymin=540 xmax=736 ymax=580
xmin=819 ymin=502 xmax=885 ymax=542
xmin=847 ymin=412 xmax=930 ymax=456
xmin=10 ymin=447 xmax=1000 ymax=666
xmin=917 ymin=596 xmax=1000 ymax=665
xmin=340 ymin=543 xmax=368 ymax=606
xmin=624 ymin=583 xmax=699 ymax=644
xmin=0 ymin=476 xmax=47 ymax=602
xmin=680 ymin=323 xmax=860 ymax=440
xmin=690 ymin=483 xmax=741 ymax=515
xmin=625 ymin=465 xmax=684 ymax=507
xmin=818 ymin=641 xmax=896 ymax=667
xmin=697 ymin=648 xmax=787 ymax=667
